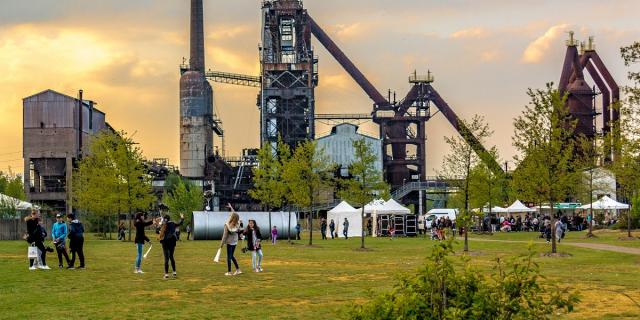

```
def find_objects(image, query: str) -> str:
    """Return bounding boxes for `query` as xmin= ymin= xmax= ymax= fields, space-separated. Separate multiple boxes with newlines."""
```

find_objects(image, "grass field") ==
xmin=1 ymin=231 xmax=640 ymax=320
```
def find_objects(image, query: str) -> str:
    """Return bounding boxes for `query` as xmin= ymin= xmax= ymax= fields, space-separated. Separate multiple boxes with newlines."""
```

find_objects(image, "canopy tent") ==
xmin=482 ymin=206 xmax=507 ymax=213
xmin=382 ymin=199 xmax=411 ymax=215
xmin=0 ymin=193 xmax=39 ymax=211
xmin=580 ymin=196 xmax=629 ymax=210
xmin=507 ymin=200 xmax=536 ymax=213
xmin=363 ymin=199 xmax=387 ymax=214
xmin=327 ymin=201 xmax=362 ymax=238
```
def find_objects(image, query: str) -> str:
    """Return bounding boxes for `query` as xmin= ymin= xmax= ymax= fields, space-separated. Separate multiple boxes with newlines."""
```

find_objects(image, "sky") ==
xmin=1 ymin=0 xmax=639 ymax=176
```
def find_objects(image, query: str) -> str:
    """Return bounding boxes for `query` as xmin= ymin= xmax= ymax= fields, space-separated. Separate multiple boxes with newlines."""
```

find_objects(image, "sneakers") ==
xmin=224 ymin=272 xmax=233 ymax=276
xmin=254 ymin=268 xmax=259 ymax=273
xmin=163 ymin=274 xmax=169 ymax=279
xmin=233 ymin=269 xmax=243 ymax=275
xmin=29 ymin=266 xmax=38 ymax=271
xmin=38 ymin=265 xmax=51 ymax=270
xmin=258 ymin=267 xmax=263 ymax=272
xmin=135 ymin=268 xmax=144 ymax=274
xmin=78 ymin=266 xmax=85 ymax=270
xmin=67 ymin=266 xmax=75 ymax=270
xmin=172 ymin=272 xmax=177 ymax=278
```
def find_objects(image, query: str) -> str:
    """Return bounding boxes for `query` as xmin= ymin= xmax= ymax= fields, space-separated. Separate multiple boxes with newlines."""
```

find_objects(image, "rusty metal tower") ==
xmin=259 ymin=0 xmax=318 ymax=152
xmin=179 ymin=0 xmax=216 ymax=180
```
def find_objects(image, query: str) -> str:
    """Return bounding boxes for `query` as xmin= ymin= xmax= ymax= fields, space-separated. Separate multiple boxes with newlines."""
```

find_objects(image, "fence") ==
xmin=0 ymin=218 xmax=56 ymax=240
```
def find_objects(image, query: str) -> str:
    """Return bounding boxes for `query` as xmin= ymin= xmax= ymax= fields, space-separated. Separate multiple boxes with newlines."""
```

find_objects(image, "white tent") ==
xmin=0 ymin=193 xmax=39 ymax=211
xmin=580 ymin=196 xmax=630 ymax=210
xmin=327 ymin=201 xmax=362 ymax=238
xmin=364 ymin=199 xmax=387 ymax=214
xmin=382 ymin=199 xmax=411 ymax=215
xmin=507 ymin=200 xmax=536 ymax=213
xmin=482 ymin=206 xmax=508 ymax=213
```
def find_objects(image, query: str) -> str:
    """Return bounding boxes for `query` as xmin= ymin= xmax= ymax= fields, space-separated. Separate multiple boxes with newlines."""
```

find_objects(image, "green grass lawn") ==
xmin=1 ymin=232 xmax=640 ymax=319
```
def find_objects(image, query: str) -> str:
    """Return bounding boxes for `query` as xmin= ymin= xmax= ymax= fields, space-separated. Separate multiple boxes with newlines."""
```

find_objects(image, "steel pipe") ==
xmin=192 ymin=211 xmax=298 ymax=240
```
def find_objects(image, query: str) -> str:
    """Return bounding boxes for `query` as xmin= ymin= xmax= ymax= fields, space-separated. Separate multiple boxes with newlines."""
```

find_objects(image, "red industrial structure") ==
xmin=558 ymin=32 xmax=620 ymax=162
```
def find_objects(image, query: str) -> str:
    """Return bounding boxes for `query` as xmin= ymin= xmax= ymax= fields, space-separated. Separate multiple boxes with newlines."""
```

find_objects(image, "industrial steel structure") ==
xmin=558 ymin=32 xmax=620 ymax=162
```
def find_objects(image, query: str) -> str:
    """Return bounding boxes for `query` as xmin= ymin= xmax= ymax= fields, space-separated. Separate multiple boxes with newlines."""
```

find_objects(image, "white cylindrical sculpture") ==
xmin=192 ymin=211 xmax=298 ymax=240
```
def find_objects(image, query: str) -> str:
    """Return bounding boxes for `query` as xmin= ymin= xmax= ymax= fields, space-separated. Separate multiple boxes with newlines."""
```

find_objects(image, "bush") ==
xmin=349 ymin=241 xmax=578 ymax=320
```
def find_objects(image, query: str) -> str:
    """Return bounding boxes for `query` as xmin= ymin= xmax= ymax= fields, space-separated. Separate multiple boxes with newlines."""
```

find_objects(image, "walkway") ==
xmin=468 ymin=238 xmax=640 ymax=255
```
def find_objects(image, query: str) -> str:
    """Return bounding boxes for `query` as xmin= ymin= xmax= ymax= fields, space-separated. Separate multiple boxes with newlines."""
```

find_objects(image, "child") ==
xmin=245 ymin=219 xmax=264 ymax=272
xmin=51 ymin=213 xmax=72 ymax=269
xmin=271 ymin=226 xmax=278 ymax=244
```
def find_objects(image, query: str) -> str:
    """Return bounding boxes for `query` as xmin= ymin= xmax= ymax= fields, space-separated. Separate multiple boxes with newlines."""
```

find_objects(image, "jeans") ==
xmin=162 ymin=239 xmax=177 ymax=273
xmin=251 ymin=249 xmax=263 ymax=270
xmin=69 ymin=238 xmax=85 ymax=267
xmin=321 ymin=228 xmax=327 ymax=240
xmin=135 ymin=243 xmax=143 ymax=269
xmin=227 ymin=244 xmax=239 ymax=272
xmin=272 ymin=235 xmax=278 ymax=244
xmin=343 ymin=230 xmax=348 ymax=239
xmin=29 ymin=241 xmax=47 ymax=267
xmin=330 ymin=229 xmax=335 ymax=239
xmin=55 ymin=244 xmax=70 ymax=267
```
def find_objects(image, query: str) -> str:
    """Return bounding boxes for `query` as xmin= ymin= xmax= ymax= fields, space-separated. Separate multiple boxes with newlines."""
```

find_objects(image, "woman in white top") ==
xmin=220 ymin=203 xmax=242 ymax=276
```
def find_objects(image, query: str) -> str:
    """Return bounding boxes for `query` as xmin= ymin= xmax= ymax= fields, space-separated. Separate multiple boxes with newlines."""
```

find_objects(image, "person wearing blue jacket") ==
xmin=67 ymin=213 xmax=85 ymax=269
xmin=52 ymin=213 xmax=72 ymax=269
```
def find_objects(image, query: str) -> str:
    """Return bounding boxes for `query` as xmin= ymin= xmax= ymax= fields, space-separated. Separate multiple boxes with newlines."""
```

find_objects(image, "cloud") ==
xmin=521 ymin=24 xmax=569 ymax=63
xmin=450 ymin=27 xmax=489 ymax=39
xmin=334 ymin=22 xmax=365 ymax=39
xmin=208 ymin=25 xmax=251 ymax=41
xmin=480 ymin=49 xmax=502 ymax=62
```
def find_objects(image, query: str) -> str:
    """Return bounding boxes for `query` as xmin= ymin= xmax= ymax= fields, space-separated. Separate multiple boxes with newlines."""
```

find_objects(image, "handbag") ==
xmin=213 ymin=248 xmax=221 ymax=263
xmin=28 ymin=244 xmax=39 ymax=259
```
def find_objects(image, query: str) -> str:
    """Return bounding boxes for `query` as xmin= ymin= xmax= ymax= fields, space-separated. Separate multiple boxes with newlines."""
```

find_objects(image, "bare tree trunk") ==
xmin=361 ymin=206 xmax=365 ymax=249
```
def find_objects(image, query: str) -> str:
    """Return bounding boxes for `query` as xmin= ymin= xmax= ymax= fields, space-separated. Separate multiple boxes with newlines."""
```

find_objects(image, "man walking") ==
xmin=343 ymin=218 xmax=349 ymax=239
xmin=320 ymin=218 xmax=327 ymax=240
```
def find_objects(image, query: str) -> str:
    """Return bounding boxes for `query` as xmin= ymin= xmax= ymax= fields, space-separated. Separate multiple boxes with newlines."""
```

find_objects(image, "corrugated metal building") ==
xmin=22 ymin=89 xmax=108 ymax=214
xmin=316 ymin=123 xmax=382 ymax=177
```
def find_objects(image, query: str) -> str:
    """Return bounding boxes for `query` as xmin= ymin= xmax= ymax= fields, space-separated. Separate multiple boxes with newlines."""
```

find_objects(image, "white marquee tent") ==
xmin=383 ymin=199 xmax=412 ymax=215
xmin=327 ymin=201 xmax=362 ymax=238
xmin=0 ymin=193 xmax=39 ymax=211
xmin=482 ymin=206 xmax=508 ymax=214
xmin=507 ymin=200 xmax=536 ymax=213
xmin=580 ymin=196 xmax=630 ymax=210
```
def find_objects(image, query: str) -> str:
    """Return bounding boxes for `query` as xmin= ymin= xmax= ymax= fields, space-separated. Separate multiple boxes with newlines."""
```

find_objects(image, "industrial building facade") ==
xmin=316 ymin=124 xmax=382 ymax=177
xmin=22 ymin=89 xmax=108 ymax=214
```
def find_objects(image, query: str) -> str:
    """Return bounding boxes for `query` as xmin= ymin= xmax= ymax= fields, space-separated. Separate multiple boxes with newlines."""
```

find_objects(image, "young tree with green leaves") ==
xmin=73 ymin=131 xmax=154 ymax=240
xmin=249 ymin=139 xmax=291 ymax=239
xmin=512 ymin=84 xmax=582 ymax=253
xmin=163 ymin=176 xmax=203 ymax=227
xmin=338 ymin=139 xmax=389 ymax=249
xmin=283 ymin=140 xmax=334 ymax=246
xmin=439 ymin=114 xmax=494 ymax=252
xmin=468 ymin=149 xmax=505 ymax=230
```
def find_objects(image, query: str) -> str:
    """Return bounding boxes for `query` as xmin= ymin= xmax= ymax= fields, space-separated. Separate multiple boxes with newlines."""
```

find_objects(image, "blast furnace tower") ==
xmin=260 ymin=0 xmax=318 ymax=152
xmin=180 ymin=0 xmax=215 ymax=179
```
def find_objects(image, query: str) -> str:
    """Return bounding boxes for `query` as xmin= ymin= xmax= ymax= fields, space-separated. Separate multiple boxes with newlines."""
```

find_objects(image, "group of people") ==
xmin=319 ymin=218 xmax=350 ymax=239
xmin=25 ymin=210 xmax=85 ymax=270
xmin=429 ymin=216 xmax=456 ymax=241
xmin=481 ymin=213 xmax=590 ymax=234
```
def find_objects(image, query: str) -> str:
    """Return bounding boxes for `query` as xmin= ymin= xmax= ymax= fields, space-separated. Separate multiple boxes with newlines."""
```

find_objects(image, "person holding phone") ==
xmin=220 ymin=203 xmax=242 ymax=276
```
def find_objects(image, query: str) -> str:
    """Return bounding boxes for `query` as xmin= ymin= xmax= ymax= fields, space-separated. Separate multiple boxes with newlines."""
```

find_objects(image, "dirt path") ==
xmin=469 ymin=238 xmax=640 ymax=255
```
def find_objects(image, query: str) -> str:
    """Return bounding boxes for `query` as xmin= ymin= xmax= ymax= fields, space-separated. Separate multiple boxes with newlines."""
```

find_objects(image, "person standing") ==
xmin=245 ymin=219 xmax=264 ymax=272
xmin=367 ymin=219 xmax=373 ymax=237
xmin=67 ymin=213 xmax=85 ymax=269
xmin=272 ymin=226 xmax=279 ymax=244
xmin=25 ymin=210 xmax=50 ymax=270
xmin=555 ymin=219 xmax=564 ymax=243
xmin=157 ymin=213 xmax=184 ymax=279
xmin=320 ymin=218 xmax=327 ymax=240
xmin=186 ymin=225 xmax=192 ymax=240
xmin=134 ymin=212 xmax=155 ymax=274
xmin=220 ymin=203 xmax=242 ymax=276
xmin=294 ymin=223 xmax=300 ymax=240
xmin=52 ymin=213 xmax=72 ymax=269
xmin=343 ymin=218 xmax=349 ymax=239
xmin=118 ymin=222 xmax=126 ymax=241
xmin=329 ymin=219 xmax=336 ymax=239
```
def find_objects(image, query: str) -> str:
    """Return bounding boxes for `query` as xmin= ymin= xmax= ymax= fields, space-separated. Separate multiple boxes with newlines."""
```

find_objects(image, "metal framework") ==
xmin=205 ymin=71 xmax=261 ymax=87
xmin=558 ymin=33 xmax=620 ymax=162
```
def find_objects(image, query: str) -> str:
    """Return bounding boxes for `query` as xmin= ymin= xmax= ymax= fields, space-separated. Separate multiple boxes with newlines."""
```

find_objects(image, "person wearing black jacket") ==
xmin=67 ymin=213 xmax=85 ymax=269
xmin=25 ymin=210 xmax=50 ymax=270
xmin=134 ymin=212 xmax=155 ymax=274
xmin=156 ymin=214 xmax=184 ymax=279
xmin=245 ymin=219 xmax=264 ymax=272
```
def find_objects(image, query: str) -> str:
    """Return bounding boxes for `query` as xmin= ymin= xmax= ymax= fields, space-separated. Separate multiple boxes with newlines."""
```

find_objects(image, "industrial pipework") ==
xmin=192 ymin=211 xmax=298 ymax=240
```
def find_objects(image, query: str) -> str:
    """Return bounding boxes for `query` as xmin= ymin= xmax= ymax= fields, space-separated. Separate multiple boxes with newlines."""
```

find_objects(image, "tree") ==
xmin=349 ymin=241 xmax=579 ymax=320
xmin=163 ymin=177 xmax=203 ymax=227
xmin=439 ymin=114 xmax=494 ymax=252
xmin=73 ymin=131 xmax=154 ymax=239
xmin=0 ymin=171 xmax=26 ymax=218
xmin=468 ymin=150 xmax=505 ymax=231
xmin=283 ymin=140 xmax=334 ymax=245
xmin=512 ymin=84 xmax=582 ymax=253
xmin=338 ymin=139 xmax=389 ymax=249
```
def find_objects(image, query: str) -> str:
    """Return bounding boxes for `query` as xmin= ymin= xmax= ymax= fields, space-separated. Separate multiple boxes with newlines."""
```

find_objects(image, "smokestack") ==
xmin=190 ymin=0 xmax=205 ymax=72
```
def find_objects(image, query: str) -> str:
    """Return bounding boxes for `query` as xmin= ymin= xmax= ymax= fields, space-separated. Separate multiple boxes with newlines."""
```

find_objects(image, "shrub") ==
xmin=349 ymin=241 xmax=578 ymax=320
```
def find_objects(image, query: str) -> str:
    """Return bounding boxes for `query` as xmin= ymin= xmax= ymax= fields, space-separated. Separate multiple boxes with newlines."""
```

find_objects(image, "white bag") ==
xmin=213 ymin=248 xmax=221 ymax=263
xmin=28 ymin=244 xmax=39 ymax=259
